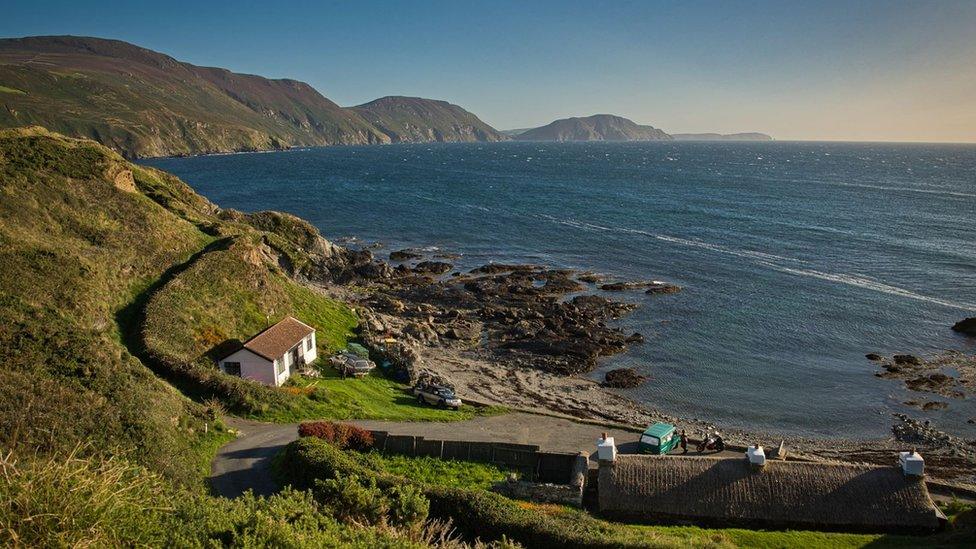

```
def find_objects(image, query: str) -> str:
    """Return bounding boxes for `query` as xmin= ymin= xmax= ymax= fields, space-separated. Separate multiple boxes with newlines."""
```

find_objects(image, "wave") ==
xmin=536 ymin=213 xmax=973 ymax=311
xmin=761 ymin=263 xmax=976 ymax=310
xmin=785 ymin=178 xmax=976 ymax=199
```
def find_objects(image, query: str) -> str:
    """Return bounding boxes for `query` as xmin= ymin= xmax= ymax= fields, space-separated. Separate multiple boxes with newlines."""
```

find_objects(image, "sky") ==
xmin=2 ymin=0 xmax=975 ymax=142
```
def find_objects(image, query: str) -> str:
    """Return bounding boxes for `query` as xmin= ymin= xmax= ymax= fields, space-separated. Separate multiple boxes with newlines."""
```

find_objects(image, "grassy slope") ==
xmin=0 ymin=127 xmax=214 ymax=484
xmin=0 ymin=128 xmax=488 ymax=546
xmin=0 ymin=451 xmax=424 ymax=548
xmin=0 ymin=36 xmax=389 ymax=157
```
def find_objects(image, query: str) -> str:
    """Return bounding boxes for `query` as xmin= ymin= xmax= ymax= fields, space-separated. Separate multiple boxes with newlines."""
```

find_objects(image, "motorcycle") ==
xmin=696 ymin=431 xmax=725 ymax=453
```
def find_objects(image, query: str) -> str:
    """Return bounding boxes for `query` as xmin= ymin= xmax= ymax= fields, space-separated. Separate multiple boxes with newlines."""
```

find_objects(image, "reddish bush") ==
xmin=298 ymin=421 xmax=374 ymax=451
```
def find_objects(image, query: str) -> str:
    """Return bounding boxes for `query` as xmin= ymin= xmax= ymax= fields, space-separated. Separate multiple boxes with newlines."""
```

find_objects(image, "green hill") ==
xmin=352 ymin=96 xmax=507 ymax=143
xmin=515 ymin=114 xmax=671 ymax=142
xmin=0 ymin=36 xmax=505 ymax=158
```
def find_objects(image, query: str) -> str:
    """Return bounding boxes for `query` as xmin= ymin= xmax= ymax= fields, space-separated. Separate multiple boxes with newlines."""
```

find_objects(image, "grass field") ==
xmin=271 ymin=370 xmax=508 ymax=423
xmin=352 ymin=451 xmax=517 ymax=490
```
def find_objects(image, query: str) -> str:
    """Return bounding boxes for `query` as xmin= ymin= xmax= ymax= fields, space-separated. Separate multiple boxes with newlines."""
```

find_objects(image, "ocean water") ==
xmin=144 ymin=141 xmax=976 ymax=438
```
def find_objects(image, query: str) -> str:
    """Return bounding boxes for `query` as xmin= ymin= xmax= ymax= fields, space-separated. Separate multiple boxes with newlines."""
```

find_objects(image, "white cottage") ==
xmin=218 ymin=316 xmax=317 ymax=386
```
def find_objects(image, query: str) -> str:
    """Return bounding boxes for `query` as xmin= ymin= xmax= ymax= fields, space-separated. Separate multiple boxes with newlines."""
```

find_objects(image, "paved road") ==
xmin=210 ymin=413 xmax=737 ymax=498
xmin=210 ymin=418 xmax=299 ymax=498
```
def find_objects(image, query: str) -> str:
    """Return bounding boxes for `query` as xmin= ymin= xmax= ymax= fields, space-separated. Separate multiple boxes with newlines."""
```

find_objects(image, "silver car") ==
xmin=413 ymin=384 xmax=461 ymax=409
xmin=330 ymin=352 xmax=375 ymax=378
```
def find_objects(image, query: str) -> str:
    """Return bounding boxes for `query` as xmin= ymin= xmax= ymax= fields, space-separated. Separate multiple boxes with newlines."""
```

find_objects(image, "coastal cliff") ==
xmin=0 ymin=36 xmax=505 ymax=157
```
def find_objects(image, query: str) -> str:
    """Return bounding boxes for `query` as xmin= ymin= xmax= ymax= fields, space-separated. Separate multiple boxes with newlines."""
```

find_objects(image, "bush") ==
xmin=313 ymin=473 xmax=429 ymax=532
xmin=315 ymin=474 xmax=389 ymax=525
xmin=389 ymin=484 xmax=430 ymax=530
xmin=298 ymin=421 xmax=375 ymax=451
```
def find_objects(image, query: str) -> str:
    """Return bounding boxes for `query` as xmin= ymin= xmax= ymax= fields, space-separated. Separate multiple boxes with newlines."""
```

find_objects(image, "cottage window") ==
xmin=306 ymin=336 xmax=313 ymax=351
xmin=275 ymin=359 xmax=285 ymax=375
xmin=224 ymin=362 xmax=242 ymax=377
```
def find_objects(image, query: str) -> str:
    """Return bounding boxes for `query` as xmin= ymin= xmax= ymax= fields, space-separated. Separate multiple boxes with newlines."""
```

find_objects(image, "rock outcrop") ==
xmin=952 ymin=317 xmax=976 ymax=337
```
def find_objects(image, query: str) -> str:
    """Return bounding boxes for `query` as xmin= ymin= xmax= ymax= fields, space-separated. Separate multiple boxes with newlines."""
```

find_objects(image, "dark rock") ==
xmin=602 ymin=368 xmax=647 ymax=389
xmin=865 ymin=353 xmax=884 ymax=361
xmin=625 ymin=332 xmax=645 ymax=344
xmin=645 ymin=283 xmax=681 ymax=295
xmin=922 ymin=401 xmax=949 ymax=411
xmin=470 ymin=263 xmax=540 ymax=274
xmin=893 ymin=354 xmax=922 ymax=366
xmin=577 ymin=273 xmax=607 ymax=284
xmin=390 ymin=249 xmax=423 ymax=262
xmin=952 ymin=317 xmax=976 ymax=337
xmin=599 ymin=280 xmax=664 ymax=292
xmin=413 ymin=261 xmax=453 ymax=276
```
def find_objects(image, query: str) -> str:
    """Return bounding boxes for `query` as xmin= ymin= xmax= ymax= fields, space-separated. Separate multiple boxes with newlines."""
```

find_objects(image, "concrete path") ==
xmin=210 ymin=412 xmax=737 ymax=498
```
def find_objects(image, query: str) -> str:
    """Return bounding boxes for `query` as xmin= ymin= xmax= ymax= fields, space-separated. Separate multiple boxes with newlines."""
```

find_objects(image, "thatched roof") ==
xmin=598 ymin=455 xmax=943 ymax=532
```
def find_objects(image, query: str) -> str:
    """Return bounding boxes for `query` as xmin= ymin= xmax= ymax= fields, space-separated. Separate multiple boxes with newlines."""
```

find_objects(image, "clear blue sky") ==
xmin=3 ymin=0 xmax=975 ymax=142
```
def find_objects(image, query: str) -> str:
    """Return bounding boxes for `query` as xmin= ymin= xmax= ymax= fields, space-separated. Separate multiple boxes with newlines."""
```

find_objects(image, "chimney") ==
xmin=597 ymin=434 xmax=617 ymax=463
xmin=746 ymin=443 xmax=766 ymax=468
xmin=899 ymin=449 xmax=924 ymax=477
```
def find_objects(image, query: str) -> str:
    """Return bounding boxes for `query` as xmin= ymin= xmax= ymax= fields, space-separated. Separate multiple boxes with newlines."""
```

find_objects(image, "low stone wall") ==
xmin=369 ymin=429 xmax=588 ymax=505
xmin=492 ymin=478 xmax=585 ymax=507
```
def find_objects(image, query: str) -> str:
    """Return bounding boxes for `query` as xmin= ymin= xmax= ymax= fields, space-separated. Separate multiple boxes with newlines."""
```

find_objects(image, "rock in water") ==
xmin=952 ymin=317 xmax=976 ymax=336
xmin=602 ymin=367 xmax=647 ymax=388
xmin=645 ymin=283 xmax=681 ymax=295
xmin=390 ymin=249 xmax=423 ymax=262
xmin=865 ymin=353 xmax=884 ymax=361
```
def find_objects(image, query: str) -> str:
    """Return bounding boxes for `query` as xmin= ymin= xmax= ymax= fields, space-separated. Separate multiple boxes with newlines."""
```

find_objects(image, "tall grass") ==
xmin=0 ymin=448 xmax=171 ymax=547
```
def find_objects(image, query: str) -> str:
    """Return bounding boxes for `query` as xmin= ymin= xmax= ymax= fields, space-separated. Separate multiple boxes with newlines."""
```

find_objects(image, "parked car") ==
xmin=413 ymin=383 xmax=461 ymax=409
xmin=330 ymin=351 xmax=375 ymax=378
xmin=638 ymin=422 xmax=679 ymax=455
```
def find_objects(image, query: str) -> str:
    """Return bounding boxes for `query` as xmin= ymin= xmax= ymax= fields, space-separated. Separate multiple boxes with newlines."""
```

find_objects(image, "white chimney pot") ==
xmin=746 ymin=445 xmax=766 ymax=467
xmin=899 ymin=451 xmax=924 ymax=476
xmin=597 ymin=436 xmax=617 ymax=462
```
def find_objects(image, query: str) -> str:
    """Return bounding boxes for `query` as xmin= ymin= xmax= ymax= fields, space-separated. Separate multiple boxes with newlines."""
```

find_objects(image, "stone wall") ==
xmin=492 ymin=478 xmax=586 ymax=507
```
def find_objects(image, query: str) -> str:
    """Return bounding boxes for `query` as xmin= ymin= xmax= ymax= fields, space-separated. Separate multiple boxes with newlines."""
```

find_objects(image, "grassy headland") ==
xmin=0 ymin=127 xmax=506 ymax=546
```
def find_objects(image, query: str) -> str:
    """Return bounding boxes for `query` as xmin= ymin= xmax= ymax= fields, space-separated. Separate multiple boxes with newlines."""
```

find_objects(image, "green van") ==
xmin=638 ymin=423 xmax=679 ymax=455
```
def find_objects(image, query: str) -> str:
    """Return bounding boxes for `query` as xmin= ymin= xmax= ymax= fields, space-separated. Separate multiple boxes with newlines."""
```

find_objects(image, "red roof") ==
xmin=240 ymin=316 xmax=314 ymax=361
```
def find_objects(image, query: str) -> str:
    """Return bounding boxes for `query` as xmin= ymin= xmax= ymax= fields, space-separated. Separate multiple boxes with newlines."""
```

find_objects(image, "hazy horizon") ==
xmin=3 ymin=0 xmax=975 ymax=143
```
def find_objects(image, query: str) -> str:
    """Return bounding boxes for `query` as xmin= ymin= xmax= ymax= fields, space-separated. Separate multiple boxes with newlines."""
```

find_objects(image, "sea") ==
xmin=144 ymin=141 xmax=976 ymax=439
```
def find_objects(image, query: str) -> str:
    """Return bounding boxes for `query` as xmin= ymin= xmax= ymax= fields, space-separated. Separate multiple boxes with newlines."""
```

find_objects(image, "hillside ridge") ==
xmin=515 ymin=114 xmax=672 ymax=142
xmin=0 ymin=35 xmax=504 ymax=157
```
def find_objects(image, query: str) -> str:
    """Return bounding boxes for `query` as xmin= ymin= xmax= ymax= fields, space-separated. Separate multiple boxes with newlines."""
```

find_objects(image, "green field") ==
xmin=273 ymin=370 xmax=508 ymax=423
xmin=351 ymin=450 xmax=517 ymax=490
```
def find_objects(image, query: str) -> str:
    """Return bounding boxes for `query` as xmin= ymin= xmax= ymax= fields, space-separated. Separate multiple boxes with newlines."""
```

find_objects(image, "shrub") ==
xmin=315 ymin=474 xmax=389 ymax=525
xmin=298 ymin=421 xmax=374 ymax=451
xmin=313 ymin=473 xmax=430 ymax=532
xmin=389 ymin=484 xmax=430 ymax=530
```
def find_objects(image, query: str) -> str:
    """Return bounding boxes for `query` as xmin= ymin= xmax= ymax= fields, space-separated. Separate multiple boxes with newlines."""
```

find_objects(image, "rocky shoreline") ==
xmin=296 ymin=237 xmax=976 ymax=487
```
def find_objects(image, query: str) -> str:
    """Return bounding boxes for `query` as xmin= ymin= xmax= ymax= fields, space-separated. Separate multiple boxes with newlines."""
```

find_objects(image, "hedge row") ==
xmin=279 ymin=437 xmax=646 ymax=549
xmin=298 ymin=421 xmax=374 ymax=451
